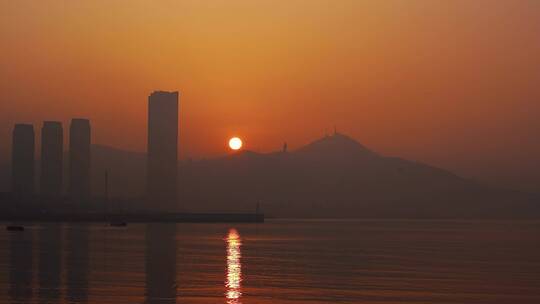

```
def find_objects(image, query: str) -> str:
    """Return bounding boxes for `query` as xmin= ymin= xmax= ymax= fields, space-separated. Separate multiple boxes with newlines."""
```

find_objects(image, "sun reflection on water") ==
xmin=226 ymin=228 xmax=242 ymax=304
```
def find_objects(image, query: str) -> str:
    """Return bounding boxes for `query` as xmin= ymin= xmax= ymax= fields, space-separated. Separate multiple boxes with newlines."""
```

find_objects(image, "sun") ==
xmin=229 ymin=137 xmax=243 ymax=151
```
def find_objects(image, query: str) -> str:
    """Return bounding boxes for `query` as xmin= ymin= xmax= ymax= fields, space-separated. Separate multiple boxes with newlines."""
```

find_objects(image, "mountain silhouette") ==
xmin=179 ymin=133 xmax=538 ymax=218
xmin=0 ymin=134 xmax=538 ymax=218
xmin=296 ymin=132 xmax=378 ymax=160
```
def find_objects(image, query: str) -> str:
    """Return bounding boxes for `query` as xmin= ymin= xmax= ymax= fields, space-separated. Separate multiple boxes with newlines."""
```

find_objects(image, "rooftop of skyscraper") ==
xmin=43 ymin=121 xmax=62 ymax=127
xmin=149 ymin=91 xmax=179 ymax=97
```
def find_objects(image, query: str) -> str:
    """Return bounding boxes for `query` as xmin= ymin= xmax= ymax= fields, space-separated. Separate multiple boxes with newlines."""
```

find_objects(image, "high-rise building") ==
xmin=11 ymin=124 xmax=35 ymax=197
xmin=69 ymin=119 xmax=91 ymax=198
xmin=40 ymin=121 xmax=63 ymax=196
xmin=147 ymin=91 xmax=179 ymax=210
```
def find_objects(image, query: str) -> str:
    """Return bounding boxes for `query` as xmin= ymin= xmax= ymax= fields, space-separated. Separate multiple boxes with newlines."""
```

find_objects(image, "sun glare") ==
xmin=229 ymin=137 xmax=243 ymax=151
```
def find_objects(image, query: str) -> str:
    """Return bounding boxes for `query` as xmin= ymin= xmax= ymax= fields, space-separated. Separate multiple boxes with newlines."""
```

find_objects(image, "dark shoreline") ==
xmin=0 ymin=212 xmax=264 ymax=223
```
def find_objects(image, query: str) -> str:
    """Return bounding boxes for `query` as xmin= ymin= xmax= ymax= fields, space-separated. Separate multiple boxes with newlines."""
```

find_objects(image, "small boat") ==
xmin=6 ymin=225 xmax=24 ymax=232
xmin=110 ymin=221 xmax=127 ymax=227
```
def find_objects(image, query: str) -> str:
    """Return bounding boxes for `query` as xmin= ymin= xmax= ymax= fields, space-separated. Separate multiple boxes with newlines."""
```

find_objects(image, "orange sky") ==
xmin=1 ymin=0 xmax=539 ymax=192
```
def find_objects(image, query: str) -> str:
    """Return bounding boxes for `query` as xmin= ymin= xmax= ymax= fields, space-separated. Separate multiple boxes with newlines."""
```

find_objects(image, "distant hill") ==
xmin=0 ymin=134 xmax=538 ymax=218
xmin=180 ymin=133 xmax=539 ymax=218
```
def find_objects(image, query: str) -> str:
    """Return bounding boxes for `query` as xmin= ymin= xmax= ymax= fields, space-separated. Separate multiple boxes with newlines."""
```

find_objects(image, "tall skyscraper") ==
xmin=11 ymin=124 xmax=35 ymax=197
xmin=40 ymin=121 xmax=63 ymax=196
xmin=147 ymin=91 xmax=179 ymax=211
xmin=69 ymin=119 xmax=91 ymax=198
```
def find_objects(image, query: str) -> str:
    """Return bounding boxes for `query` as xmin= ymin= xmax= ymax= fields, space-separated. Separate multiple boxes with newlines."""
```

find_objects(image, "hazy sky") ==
xmin=1 ymin=0 xmax=539 ymax=192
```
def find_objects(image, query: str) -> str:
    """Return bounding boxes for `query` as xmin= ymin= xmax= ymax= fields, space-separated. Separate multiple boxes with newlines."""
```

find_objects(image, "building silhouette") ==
xmin=40 ymin=121 xmax=63 ymax=196
xmin=11 ymin=124 xmax=35 ymax=197
xmin=147 ymin=91 xmax=179 ymax=211
xmin=69 ymin=119 xmax=91 ymax=198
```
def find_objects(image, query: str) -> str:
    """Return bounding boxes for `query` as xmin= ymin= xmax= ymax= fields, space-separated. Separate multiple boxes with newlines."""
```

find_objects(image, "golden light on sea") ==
xmin=226 ymin=228 xmax=242 ymax=304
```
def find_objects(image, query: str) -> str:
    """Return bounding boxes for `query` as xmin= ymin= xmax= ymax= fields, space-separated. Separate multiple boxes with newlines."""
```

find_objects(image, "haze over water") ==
xmin=1 ymin=220 xmax=539 ymax=304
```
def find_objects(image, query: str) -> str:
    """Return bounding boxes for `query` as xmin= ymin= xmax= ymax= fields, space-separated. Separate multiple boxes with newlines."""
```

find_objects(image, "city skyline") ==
xmin=8 ymin=119 xmax=92 ymax=199
xmin=2 ymin=109 xmax=539 ymax=196
xmin=6 ymin=90 xmax=183 ymax=206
